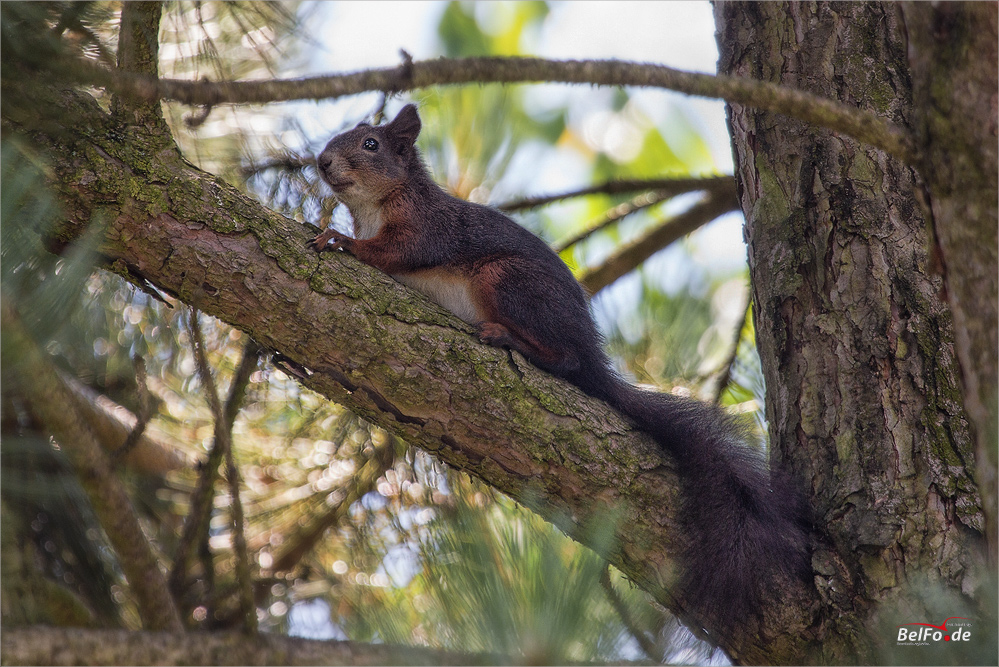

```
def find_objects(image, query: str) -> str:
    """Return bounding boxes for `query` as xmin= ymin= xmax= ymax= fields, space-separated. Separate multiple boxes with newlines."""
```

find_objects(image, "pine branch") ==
xmin=53 ymin=368 xmax=189 ymax=474
xmin=169 ymin=334 xmax=260 ymax=620
xmin=112 ymin=1 xmax=164 ymax=125
xmin=239 ymin=154 xmax=315 ymax=178
xmin=110 ymin=355 xmax=153 ymax=465
xmin=67 ymin=55 xmax=917 ymax=162
xmin=600 ymin=565 xmax=662 ymax=661
xmin=223 ymin=339 xmax=263 ymax=432
xmin=552 ymin=190 xmax=675 ymax=253
xmin=711 ymin=291 xmax=752 ymax=405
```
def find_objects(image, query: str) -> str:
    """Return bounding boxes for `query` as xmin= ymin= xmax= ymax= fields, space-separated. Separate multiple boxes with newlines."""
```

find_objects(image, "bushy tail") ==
xmin=571 ymin=363 xmax=811 ymax=627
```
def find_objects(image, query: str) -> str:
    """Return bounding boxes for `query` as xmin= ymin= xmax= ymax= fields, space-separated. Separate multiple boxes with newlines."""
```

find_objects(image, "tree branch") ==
xmin=53 ymin=368 xmax=190 ymax=475
xmin=600 ymin=565 xmax=661 ymax=661
xmin=552 ymin=190 xmax=675 ymax=253
xmin=187 ymin=310 xmax=256 ymax=633
xmin=496 ymin=175 xmax=734 ymax=212
xmin=2 ymin=301 xmax=183 ymax=632
xmin=112 ymin=1 xmax=164 ymax=126
xmin=0 ymin=626 xmax=517 ymax=667
xmin=169 ymin=328 xmax=260 ymax=612
xmin=239 ymin=154 xmax=315 ymax=179
xmin=110 ymin=356 xmax=153 ymax=465
xmin=67 ymin=55 xmax=917 ymax=162
xmin=578 ymin=183 xmax=739 ymax=294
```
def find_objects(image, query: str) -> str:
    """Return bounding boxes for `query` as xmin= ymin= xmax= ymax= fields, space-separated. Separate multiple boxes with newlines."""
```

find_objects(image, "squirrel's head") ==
xmin=317 ymin=104 xmax=422 ymax=206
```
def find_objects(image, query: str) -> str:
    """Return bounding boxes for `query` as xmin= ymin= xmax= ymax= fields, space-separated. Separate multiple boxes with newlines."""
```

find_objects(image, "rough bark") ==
xmin=715 ymin=2 xmax=989 ymax=662
xmin=900 ymin=0 xmax=999 ymax=566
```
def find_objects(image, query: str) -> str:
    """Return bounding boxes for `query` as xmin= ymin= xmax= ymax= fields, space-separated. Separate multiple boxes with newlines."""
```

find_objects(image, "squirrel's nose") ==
xmin=317 ymin=152 xmax=332 ymax=173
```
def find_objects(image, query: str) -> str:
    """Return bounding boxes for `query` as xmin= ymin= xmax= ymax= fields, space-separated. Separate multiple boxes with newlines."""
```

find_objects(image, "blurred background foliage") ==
xmin=1 ymin=1 xmax=756 ymax=664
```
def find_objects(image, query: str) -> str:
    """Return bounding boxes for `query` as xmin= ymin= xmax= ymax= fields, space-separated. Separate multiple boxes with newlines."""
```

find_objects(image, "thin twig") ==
xmin=187 ymin=311 xmax=257 ymax=634
xmin=270 ymin=434 xmax=396 ymax=573
xmin=111 ymin=355 xmax=152 ymax=466
xmin=600 ymin=565 xmax=661 ymax=661
xmin=239 ymin=154 xmax=315 ymax=179
xmin=65 ymin=55 xmax=917 ymax=163
xmin=497 ymin=175 xmax=734 ymax=212
xmin=197 ymin=338 xmax=260 ymax=628
xmin=170 ymin=436 xmax=224 ymax=607
xmin=579 ymin=183 xmax=739 ymax=294
xmin=712 ymin=291 xmax=752 ymax=405
xmin=223 ymin=339 xmax=263 ymax=433
xmin=55 ymin=368 xmax=187 ymax=474
xmin=553 ymin=190 xmax=675 ymax=254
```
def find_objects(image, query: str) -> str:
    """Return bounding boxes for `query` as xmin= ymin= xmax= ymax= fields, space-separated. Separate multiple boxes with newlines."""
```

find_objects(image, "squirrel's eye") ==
xmin=362 ymin=138 xmax=379 ymax=151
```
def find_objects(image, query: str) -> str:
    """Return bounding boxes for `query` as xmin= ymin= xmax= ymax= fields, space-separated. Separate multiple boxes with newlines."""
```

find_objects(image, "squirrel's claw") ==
xmin=308 ymin=228 xmax=340 ymax=252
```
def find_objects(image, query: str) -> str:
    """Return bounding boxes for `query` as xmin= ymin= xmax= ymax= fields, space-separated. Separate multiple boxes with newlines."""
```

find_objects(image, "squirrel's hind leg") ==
xmin=474 ymin=319 xmax=581 ymax=379
xmin=475 ymin=322 xmax=518 ymax=349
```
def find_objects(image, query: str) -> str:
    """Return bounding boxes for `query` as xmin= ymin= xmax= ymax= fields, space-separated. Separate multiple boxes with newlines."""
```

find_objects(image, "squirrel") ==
xmin=308 ymin=103 xmax=811 ymax=631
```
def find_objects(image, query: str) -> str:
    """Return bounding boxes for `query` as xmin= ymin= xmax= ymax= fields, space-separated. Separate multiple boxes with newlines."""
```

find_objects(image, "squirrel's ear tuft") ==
xmin=387 ymin=104 xmax=421 ymax=149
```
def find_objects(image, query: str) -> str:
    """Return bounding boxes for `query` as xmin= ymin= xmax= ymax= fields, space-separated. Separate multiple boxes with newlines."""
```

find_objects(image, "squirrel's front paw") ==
xmin=308 ymin=228 xmax=348 ymax=252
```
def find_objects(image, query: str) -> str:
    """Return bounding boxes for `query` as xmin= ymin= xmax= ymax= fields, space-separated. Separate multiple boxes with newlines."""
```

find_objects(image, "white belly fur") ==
xmin=396 ymin=271 xmax=481 ymax=324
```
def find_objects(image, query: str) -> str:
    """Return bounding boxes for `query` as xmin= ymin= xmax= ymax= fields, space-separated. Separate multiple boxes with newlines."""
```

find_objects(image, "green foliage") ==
xmin=1 ymin=138 xmax=125 ymax=626
xmin=0 ymin=2 xmax=117 ymax=67
xmin=1 ymin=140 xmax=96 ymax=344
xmin=338 ymin=485 xmax=659 ymax=663
xmin=438 ymin=1 xmax=549 ymax=58
xmin=606 ymin=283 xmax=714 ymax=384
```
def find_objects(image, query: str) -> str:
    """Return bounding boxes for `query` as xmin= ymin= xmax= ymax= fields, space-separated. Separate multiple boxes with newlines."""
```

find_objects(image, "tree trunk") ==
xmin=900 ymin=0 xmax=999 ymax=566
xmin=716 ymin=2 xmax=990 ymax=663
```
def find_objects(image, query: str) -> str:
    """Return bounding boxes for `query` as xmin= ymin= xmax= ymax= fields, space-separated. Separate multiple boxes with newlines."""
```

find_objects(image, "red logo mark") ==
xmin=898 ymin=617 xmax=970 ymax=641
